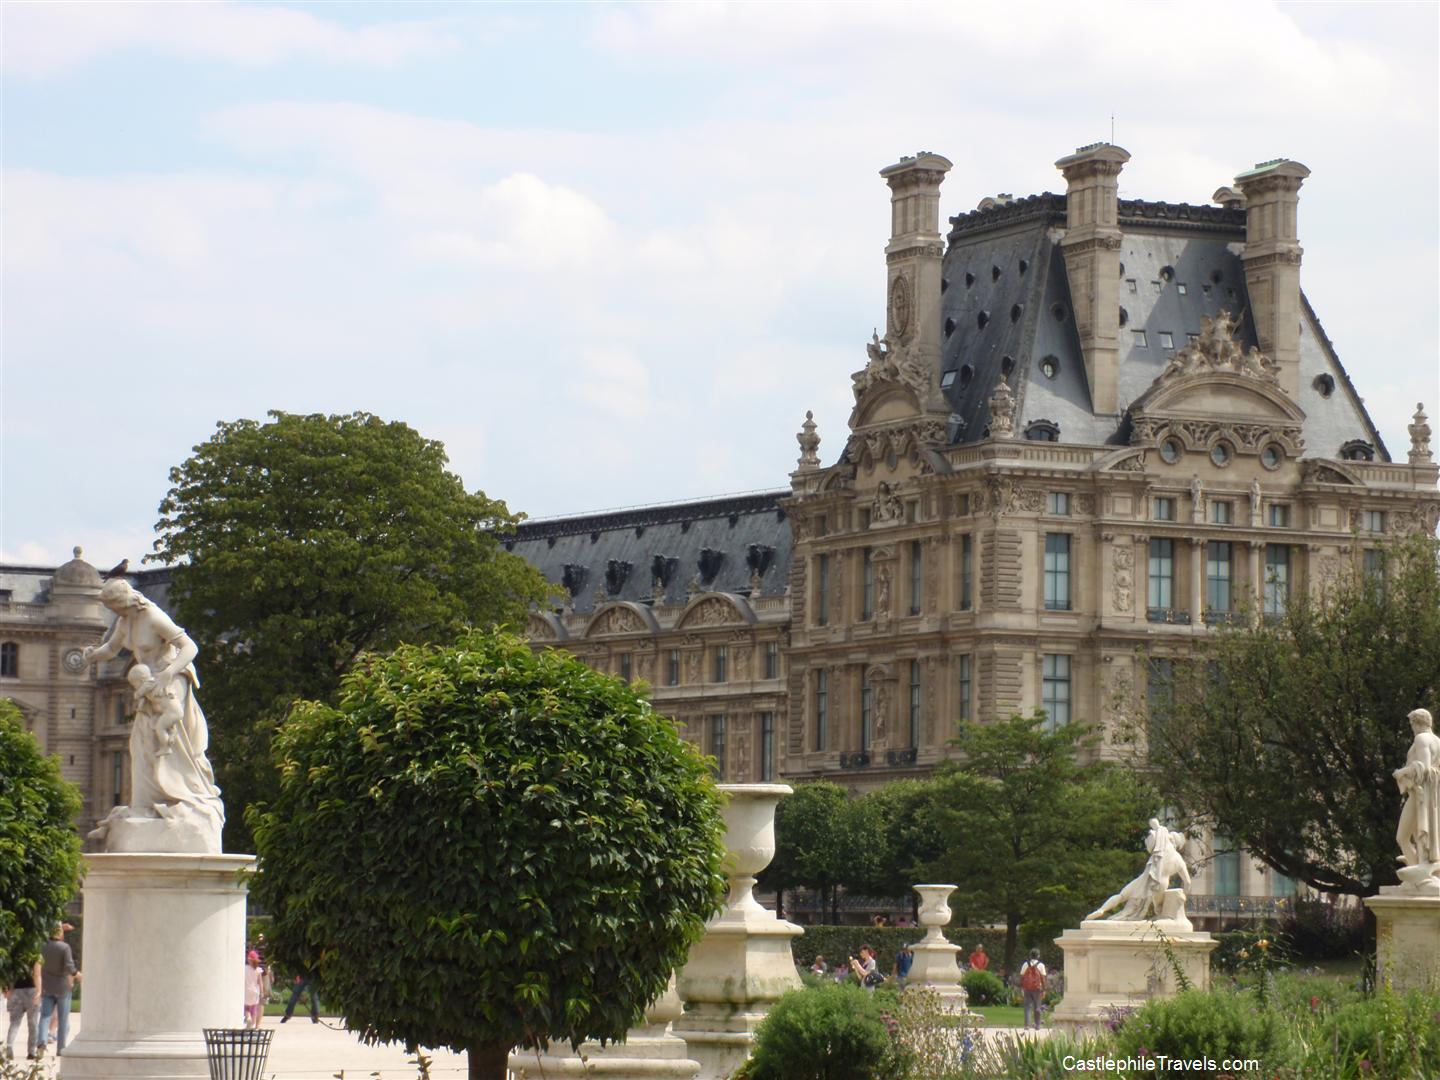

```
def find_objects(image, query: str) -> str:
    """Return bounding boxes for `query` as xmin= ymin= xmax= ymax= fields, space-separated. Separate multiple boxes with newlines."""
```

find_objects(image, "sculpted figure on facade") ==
xmin=1190 ymin=476 xmax=1204 ymax=523
xmin=872 ymin=482 xmax=903 ymax=524
xmin=1159 ymin=310 xmax=1278 ymax=385
xmin=83 ymin=580 xmax=224 ymax=853
xmin=1393 ymin=708 xmax=1440 ymax=888
xmin=684 ymin=650 xmax=702 ymax=685
xmin=875 ymin=561 xmax=892 ymax=618
xmin=1088 ymin=818 xmax=1192 ymax=923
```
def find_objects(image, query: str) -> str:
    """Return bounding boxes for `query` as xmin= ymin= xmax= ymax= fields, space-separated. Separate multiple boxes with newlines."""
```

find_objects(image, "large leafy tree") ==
xmin=0 ymin=700 xmax=83 ymax=985
xmin=151 ymin=411 xmax=552 ymax=849
xmin=760 ymin=781 xmax=852 ymax=921
xmin=1145 ymin=534 xmax=1440 ymax=906
xmin=841 ymin=780 xmax=945 ymax=910
xmin=248 ymin=629 xmax=728 ymax=1080
xmin=919 ymin=713 xmax=1157 ymax=974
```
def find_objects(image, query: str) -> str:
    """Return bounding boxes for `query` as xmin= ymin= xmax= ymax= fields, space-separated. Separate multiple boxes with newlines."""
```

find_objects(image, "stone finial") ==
xmin=1212 ymin=186 xmax=1245 ymax=210
xmin=986 ymin=376 xmax=1016 ymax=439
xmin=1409 ymin=403 xmax=1433 ymax=464
xmin=796 ymin=410 xmax=821 ymax=469
xmin=74 ymin=546 xmax=83 ymax=559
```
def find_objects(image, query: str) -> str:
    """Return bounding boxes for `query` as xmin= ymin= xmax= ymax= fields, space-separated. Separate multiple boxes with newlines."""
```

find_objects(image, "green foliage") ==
xmin=888 ymin=986 xmax=978 ymax=1078
xmin=0 ymin=701 xmax=83 ymax=985
xmin=760 ymin=781 xmax=851 ymax=913
xmin=740 ymin=981 xmax=904 ymax=1080
xmin=918 ymin=712 xmax=1158 ymax=972
xmin=792 ymin=926 xmax=1063 ymax=975
xmin=1280 ymin=897 xmax=1366 ymax=960
xmin=1298 ymin=990 xmax=1440 ymax=1079
xmin=1145 ymin=533 xmax=1440 ymax=897
xmin=1111 ymin=990 xmax=1292 ymax=1076
xmin=844 ymin=780 xmax=946 ymax=899
xmin=961 ymin=969 xmax=1007 ymax=1006
xmin=248 ymin=628 xmax=727 ymax=1075
xmin=152 ymin=410 xmax=552 ymax=850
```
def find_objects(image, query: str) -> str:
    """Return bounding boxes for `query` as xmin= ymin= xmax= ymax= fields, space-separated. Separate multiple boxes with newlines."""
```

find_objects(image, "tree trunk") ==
xmin=776 ymin=886 xmax=785 ymax=920
xmin=830 ymin=883 xmax=840 ymax=924
xmin=469 ymin=1041 xmax=510 ymax=1080
xmin=1003 ymin=915 xmax=1019 ymax=979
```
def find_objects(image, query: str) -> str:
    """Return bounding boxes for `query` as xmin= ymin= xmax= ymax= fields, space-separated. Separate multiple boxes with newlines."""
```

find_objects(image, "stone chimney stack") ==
xmin=1055 ymin=143 xmax=1130 ymax=415
xmin=1234 ymin=159 xmax=1310 ymax=399
xmin=879 ymin=152 xmax=952 ymax=411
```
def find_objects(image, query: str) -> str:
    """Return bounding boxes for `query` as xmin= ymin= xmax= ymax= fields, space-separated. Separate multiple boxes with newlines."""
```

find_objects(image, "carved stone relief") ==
xmin=1112 ymin=542 xmax=1135 ymax=613
xmin=590 ymin=606 xmax=644 ymax=636
xmin=684 ymin=597 xmax=738 ymax=628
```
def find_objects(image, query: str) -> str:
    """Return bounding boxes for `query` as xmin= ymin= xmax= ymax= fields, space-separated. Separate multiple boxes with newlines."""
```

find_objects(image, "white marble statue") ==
xmin=1394 ymin=708 xmax=1440 ymax=888
xmin=84 ymin=580 xmax=225 ymax=853
xmin=1088 ymin=818 xmax=1191 ymax=923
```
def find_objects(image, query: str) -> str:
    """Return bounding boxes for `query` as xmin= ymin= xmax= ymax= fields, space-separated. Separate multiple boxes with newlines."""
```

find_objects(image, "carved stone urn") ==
xmin=906 ymin=884 xmax=968 ymax=1010
xmin=674 ymin=784 xmax=803 ymax=1079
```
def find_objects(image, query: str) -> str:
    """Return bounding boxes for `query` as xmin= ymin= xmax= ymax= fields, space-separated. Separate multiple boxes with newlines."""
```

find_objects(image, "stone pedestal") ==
xmin=1050 ymin=919 xmax=1217 ymax=1032
xmin=907 ymin=885 xmax=968 ymax=1011
xmin=674 ymin=785 xmax=803 ymax=1080
xmin=508 ymin=979 xmax=700 ymax=1079
xmin=1364 ymin=880 xmax=1440 ymax=992
xmin=60 ymin=853 xmax=255 ymax=1080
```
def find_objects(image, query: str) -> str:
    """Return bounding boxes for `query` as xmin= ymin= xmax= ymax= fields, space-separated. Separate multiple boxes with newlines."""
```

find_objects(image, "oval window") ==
xmin=1261 ymin=445 xmax=1282 ymax=470
xmin=1210 ymin=443 xmax=1233 ymax=467
xmin=1041 ymin=357 xmax=1058 ymax=379
xmin=1160 ymin=439 xmax=1182 ymax=464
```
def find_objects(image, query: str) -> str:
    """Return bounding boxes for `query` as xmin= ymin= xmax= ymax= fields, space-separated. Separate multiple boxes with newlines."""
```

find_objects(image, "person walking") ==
xmin=243 ymin=952 xmax=266 ymax=1029
xmin=280 ymin=972 xmax=320 ymax=1023
xmin=894 ymin=944 xmax=914 ymax=989
xmin=36 ymin=925 xmax=79 ymax=1058
xmin=1018 ymin=949 xmax=1047 ymax=1030
xmin=5 ymin=957 xmax=42 ymax=1061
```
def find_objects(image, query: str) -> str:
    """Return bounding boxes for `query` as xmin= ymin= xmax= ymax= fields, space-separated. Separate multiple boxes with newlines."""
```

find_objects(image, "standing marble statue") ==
xmin=1088 ymin=818 xmax=1191 ymax=924
xmin=1393 ymin=708 xmax=1440 ymax=887
xmin=83 ymin=579 xmax=225 ymax=853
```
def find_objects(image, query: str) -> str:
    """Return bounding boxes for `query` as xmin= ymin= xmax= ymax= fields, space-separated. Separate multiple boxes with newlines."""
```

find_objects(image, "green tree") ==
xmin=248 ymin=628 xmax=727 ymax=1080
xmin=919 ymin=713 xmax=1157 ymax=974
xmin=841 ymin=780 xmax=944 ymax=911
xmin=0 ymin=700 xmax=83 ymax=985
xmin=1145 ymin=534 xmax=1440 ymax=907
xmin=761 ymin=781 xmax=851 ymax=921
xmin=151 ymin=411 xmax=552 ymax=850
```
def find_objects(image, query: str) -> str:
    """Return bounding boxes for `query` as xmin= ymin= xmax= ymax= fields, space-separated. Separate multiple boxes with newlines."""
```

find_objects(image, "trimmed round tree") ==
xmin=0 ymin=699 xmax=83 ymax=986
xmin=249 ymin=628 xmax=728 ymax=1080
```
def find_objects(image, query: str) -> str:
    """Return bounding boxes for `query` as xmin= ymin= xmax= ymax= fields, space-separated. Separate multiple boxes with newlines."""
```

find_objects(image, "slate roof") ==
xmin=508 ymin=492 xmax=793 ymax=614
xmin=937 ymin=194 xmax=1385 ymax=459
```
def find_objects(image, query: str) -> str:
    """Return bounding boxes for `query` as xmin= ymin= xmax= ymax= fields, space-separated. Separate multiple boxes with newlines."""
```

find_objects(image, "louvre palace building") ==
xmin=4 ymin=143 xmax=1437 ymax=923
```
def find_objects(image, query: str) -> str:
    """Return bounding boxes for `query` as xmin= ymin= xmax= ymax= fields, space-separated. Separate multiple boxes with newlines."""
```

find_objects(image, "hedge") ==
xmin=792 ymin=925 xmax=1063 ymax=976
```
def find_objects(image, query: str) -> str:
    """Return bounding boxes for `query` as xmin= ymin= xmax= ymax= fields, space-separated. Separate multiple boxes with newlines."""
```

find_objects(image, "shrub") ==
xmin=1111 ymin=990 xmax=1291 ymax=1076
xmin=792 ymin=925 xmax=1063 ymax=976
xmin=962 ymin=968 xmax=1007 ymax=1006
xmin=1298 ymin=990 xmax=1440 ymax=1079
xmin=740 ymin=981 xmax=904 ymax=1080
xmin=1280 ymin=897 xmax=1365 ymax=961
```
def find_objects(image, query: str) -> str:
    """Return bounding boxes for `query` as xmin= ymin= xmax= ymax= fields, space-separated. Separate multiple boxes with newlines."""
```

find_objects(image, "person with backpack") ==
xmin=1018 ymin=949 xmax=1047 ymax=1029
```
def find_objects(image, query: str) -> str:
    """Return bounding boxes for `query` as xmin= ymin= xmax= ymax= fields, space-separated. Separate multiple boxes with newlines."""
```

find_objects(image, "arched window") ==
xmin=1340 ymin=440 xmax=1375 ymax=462
xmin=1025 ymin=420 xmax=1060 ymax=442
xmin=0 ymin=642 xmax=17 ymax=678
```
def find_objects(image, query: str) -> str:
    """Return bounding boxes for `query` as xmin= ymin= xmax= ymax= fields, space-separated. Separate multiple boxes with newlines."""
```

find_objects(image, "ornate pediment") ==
xmin=1157 ymin=311 xmax=1279 ymax=385
xmin=852 ymin=331 xmax=931 ymax=403
xmin=677 ymin=594 xmax=757 ymax=630
xmin=844 ymin=417 xmax=947 ymax=470
xmin=583 ymin=603 xmax=657 ymax=638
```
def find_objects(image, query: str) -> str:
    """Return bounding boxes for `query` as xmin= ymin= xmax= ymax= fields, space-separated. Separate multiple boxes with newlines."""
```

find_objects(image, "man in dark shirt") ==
xmin=37 ymin=925 xmax=78 ymax=1058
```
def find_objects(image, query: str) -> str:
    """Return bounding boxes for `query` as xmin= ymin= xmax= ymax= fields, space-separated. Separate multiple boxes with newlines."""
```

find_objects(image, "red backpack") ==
xmin=1019 ymin=960 xmax=1046 ymax=991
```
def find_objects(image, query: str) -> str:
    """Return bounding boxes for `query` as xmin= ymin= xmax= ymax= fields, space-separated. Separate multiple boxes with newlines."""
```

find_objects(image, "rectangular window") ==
xmin=1126 ymin=278 xmax=1137 ymax=293
xmin=115 ymin=697 xmax=128 ymax=725
xmin=859 ymin=508 xmax=871 ymax=530
xmin=1042 ymin=654 xmax=1071 ymax=730
xmin=112 ymin=751 xmax=124 ymax=806
xmin=1177 ymin=282 xmax=1188 ymax=295
xmin=1211 ymin=501 xmax=1233 ymax=525
xmin=860 ymin=674 xmax=873 ymax=752
xmin=1264 ymin=544 xmax=1291 ymax=615
xmin=1268 ymin=504 xmax=1290 ymax=528
xmin=1212 ymin=835 xmax=1240 ymax=897
xmin=1044 ymin=533 xmax=1072 ymax=611
xmin=1364 ymin=510 xmax=1386 ymax=533
xmin=908 ymin=660 xmax=922 ymax=749
xmin=957 ymin=654 xmax=972 ymax=722
xmin=814 ymin=670 xmax=828 ymax=752
xmin=909 ymin=539 xmax=923 ymax=615
xmin=1153 ymin=497 xmax=1176 ymax=522
xmin=759 ymin=713 xmax=775 ymax=782
xmin=1272 ymin=872 xmax=1297 ymax=899
xmin=1151 ymin=280 xmax=1163 ymax=293
xmin=764 ymin=641 xmax=779 ymax=680
xmin=0 ymin=642 xmax=16 ymax=679
xmin=709 ymin=716 xmax=727 ymax=779
xmin=1158 ymin=331 xmax=1175 ymax=350
xmin=1148 ymin=537 xmax=1175 ymax=610
xmin=905 ymin=500 xmax=918 ymax=524
xmin=1206 ymin=541 xmax=1233 ymax=612
xmin=667 ymin=649 xmax=681 ymax=686
xmin=712 ymin=646 xmax=728 ymax=684
xmin=1363 ymin=548 xmax=1385 ymax=583
xmin=1046 ymin=491 xmax=1071 ymax=516
xmin=1133 ymin=330 xmax=1149 ymax=348
xmin=816 ymin=554 xmax=830 ymax=626
xmin=618 ymin=653 xmax=632 ymax=682
xmin=957 ymin=494 xmax=971 ymax=516
xmin=862 ymin=548 xmax=875 ymax=621
xmin=959 ymin=535 xmax=973 ymax=610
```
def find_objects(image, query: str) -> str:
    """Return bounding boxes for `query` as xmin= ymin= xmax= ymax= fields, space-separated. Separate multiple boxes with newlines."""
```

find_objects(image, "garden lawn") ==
xmin=971 ymin=1005 xmax=1024 ymax=1027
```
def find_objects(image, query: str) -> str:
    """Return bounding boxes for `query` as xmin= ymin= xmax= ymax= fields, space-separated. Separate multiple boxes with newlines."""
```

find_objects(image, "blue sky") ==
xmin=3 ymin=1 xmax=1437 ymax=567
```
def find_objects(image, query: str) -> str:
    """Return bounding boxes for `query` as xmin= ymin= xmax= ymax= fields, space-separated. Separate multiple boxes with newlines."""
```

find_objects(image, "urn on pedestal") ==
xmin=905 ymin=885 xmax=969 ymax=1010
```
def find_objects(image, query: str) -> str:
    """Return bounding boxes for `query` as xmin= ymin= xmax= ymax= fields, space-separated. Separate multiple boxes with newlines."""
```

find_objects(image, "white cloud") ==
xmin=2 ymin=1 xmax=459 ymax=78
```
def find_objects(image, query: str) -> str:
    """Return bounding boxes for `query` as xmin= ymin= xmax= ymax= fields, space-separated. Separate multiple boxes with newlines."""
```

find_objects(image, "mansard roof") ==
xmin=508 ymin=491 xmax=792 ymax=614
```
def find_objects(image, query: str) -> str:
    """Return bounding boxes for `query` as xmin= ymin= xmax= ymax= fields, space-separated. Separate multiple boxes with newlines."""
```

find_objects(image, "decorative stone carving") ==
xmin=1007 ymin=487 xmax=1045 ymax=514
xmin=1112 ymin=452 xmax=1147 ymax=472
xmin=1157 ymin=310 xmax=1279 ymax=385
xmin=1249 ymin=479 xmax=1263 ymax=527
xmin=796 ymin=410 xmax=821 ymax=470
xmin=875 ymin=561 xmax=892 ymax=620
xmin=685 ymin=598 xmax=737 ymax=628
xmin=684 ymin=650 xmax=702 ymax=685
xmin=1112 ymin=542 xmax=1134 ymax=613
xmin=852 ymin=331 xmax=929 ymax=401
xmin=1086 ymin=819 xmax=1193 ymax=929
xmin=1392 ymin=708 xmax=1440 ymax=892
xmin=871 ymin=481 xmax=903 ymax=525
xmin=986 ymin=375 xmax=1016 ymax=438
xmin=1189 ymin=476 xmax=1204 ymax=524
xmin=526 ymin=614 xmax=556 ymax=640
xmin=907 ymin=885 xmax=969 ymax=1011
xmin=734 ymin=647 xmax=750 ymax=681
xmin=81 ymin=580 xmax=224 ymax=854
xmin=1074 ymin=494 xmax=1096 ymax=516
xmin=889 ymin=274 xmax=913 ymax=339
xmin=1410 ymin=404 xmax=1433 ymax=464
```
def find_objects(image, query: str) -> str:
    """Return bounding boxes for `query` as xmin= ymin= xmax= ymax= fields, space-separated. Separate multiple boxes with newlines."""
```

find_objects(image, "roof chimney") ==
xmin=878 ymin=152 xmax=953 ymax=412
xmin=1055 ymin=142 xmax=1130 ymax=414
xmin=1234 ymin=159 xmax=1310 ymax=398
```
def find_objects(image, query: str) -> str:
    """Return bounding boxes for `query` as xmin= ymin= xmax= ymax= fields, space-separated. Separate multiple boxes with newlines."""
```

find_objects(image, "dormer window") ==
xmin=1340 ymin=440 xmax=1375 ymax=462
xmin=1133 ymin=330 xmax=1148 ymax=348
xmin=1024 ymin=420 xmax=1060 ymax=442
